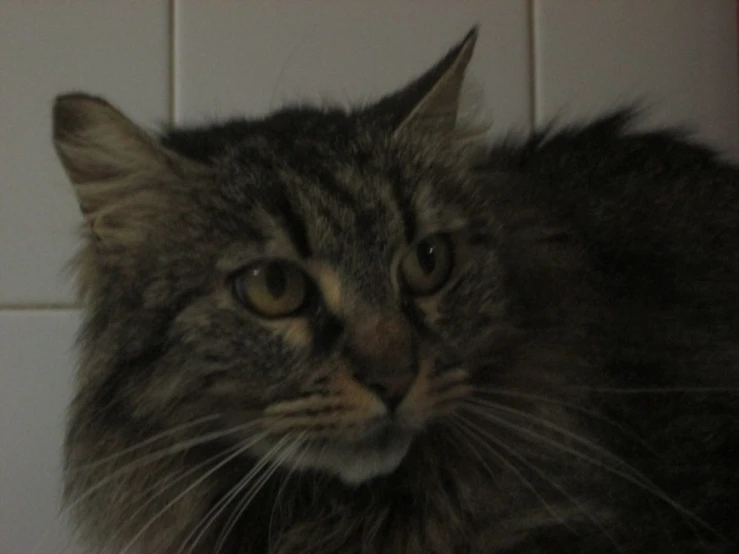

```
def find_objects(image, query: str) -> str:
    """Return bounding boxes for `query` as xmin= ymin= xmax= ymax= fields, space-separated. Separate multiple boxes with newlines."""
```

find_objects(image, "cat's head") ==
xmin=54 ymin=31 xmax=555 ymax=551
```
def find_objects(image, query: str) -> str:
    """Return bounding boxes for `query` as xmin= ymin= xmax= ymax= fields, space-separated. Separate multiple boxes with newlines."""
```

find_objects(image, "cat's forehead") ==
xmin=202 ymin=115 xmax=414 ymax=281
xmin=180 ymin=108 xmax=465 ymax=288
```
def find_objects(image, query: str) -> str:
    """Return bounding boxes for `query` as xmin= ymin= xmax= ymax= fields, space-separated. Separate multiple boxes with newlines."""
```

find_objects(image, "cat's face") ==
xmin=53 ymin=30 xmax=608 ymax=554
xmin=163 ymin=113 xmax=504 ymax=484
xmin=53 ymin=30 xmax=512 ymax=489
xmin=61 ymin=107 xmax=507 ymax=487
xmin=53 ymin=31 xmax=561 ymax=553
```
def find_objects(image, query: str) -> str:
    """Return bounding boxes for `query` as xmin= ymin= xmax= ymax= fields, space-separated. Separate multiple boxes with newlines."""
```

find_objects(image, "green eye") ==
xmin=399 ymin=234 xmax=454 ymax=296
xmin=232 ymin=260 xmax=308 ymax=317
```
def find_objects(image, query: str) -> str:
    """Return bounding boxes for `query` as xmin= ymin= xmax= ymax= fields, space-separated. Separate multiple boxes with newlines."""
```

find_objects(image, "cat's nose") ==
xmin=366 ymin=372 xmax=415 ymax=411
xmin=349 ymin=313 xmax=417 ymax=411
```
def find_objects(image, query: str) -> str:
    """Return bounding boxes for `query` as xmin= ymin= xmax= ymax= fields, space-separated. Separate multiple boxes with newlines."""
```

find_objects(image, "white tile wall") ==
xmin=173 ymin=1 xmax=531 ymax=132
xmin=0 ymin=0 xmax=170 ymax=306
xmin=1 ymin=2 xmax=737 ymax=552
xmin=0 ymin=311 xmax=82 ymax=554
xmin=533 ymin=0 xmax=739 ymax=156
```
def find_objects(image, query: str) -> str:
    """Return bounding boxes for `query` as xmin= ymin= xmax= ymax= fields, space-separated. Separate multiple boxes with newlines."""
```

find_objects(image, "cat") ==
xmin=52 ymin=27 xmax=739 ymax=553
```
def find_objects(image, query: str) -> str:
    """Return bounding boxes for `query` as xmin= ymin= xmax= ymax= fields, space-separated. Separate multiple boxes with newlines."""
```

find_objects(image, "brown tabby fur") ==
xmin=53 ymin=29 xmax=739 ymax=553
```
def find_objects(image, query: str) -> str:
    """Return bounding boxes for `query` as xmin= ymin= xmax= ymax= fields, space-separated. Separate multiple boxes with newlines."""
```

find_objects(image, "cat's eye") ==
xmin=399 ymin=234 xmax=454 ymax=296
xmin=231 ymin=260 xmax=308 ymax=317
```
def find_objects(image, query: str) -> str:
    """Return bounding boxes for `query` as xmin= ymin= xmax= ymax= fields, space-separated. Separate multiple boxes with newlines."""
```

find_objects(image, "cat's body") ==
xmin=53 ymin=30 xmax=738 ymax=553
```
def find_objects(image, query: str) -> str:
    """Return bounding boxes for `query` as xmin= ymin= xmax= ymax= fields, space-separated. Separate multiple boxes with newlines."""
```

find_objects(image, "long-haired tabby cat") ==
xmin=52 ymin=28 xmax=738 ymax=554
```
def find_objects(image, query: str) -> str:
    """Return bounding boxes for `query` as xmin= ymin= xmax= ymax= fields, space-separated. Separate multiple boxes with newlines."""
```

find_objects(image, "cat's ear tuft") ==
xmin=366 ymin=27 xmax=479 ymax=136
xmin=53 ymin=94 xmax=207 ymax=237
xmin=53 ymin=94 xmax=209 ymax=296
xmin=53 ymin=94 xmax=176 ymax=213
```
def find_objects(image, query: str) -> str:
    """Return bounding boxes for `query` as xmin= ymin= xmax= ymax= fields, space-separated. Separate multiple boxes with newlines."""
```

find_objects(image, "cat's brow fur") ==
xmin=53 ymin=29 xmax=738 ymax=553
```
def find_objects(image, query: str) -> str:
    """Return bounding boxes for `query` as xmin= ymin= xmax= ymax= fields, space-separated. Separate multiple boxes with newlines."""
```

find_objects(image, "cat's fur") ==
xmin=53 ymin=29 xmax=739 ymax=553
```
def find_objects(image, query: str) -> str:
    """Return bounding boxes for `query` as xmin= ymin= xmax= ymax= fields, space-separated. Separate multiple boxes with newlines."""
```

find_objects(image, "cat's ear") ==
xmin=52 ymin=94 xmax=201 ymax=247
xmin=366 ymin=27 xmax=478 ymax=136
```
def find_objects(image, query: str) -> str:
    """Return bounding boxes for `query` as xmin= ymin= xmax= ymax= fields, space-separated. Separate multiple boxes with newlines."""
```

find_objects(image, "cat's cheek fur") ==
xmin=434 ymin=245 xmax=511 ymax=357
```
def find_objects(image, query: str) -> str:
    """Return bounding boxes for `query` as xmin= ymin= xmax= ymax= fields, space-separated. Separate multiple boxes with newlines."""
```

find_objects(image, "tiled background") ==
xmin=1 ymin=1 xmax=737 ymax=552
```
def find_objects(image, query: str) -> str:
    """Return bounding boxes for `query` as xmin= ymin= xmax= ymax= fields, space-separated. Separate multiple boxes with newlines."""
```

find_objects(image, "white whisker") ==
xmin=472 ymin=387 xmax=659 ymax=457
xmin=451 ymin=414 xmax=570 ymax=530
xmin=215 ymin=432 xmax=306 ymax=554
xmin=267 ymin=438 xmax=310 ymax=551
xmin=62 ymin=419 xmax=267 ymax=526
xmin=443 ymin=420 xmax=503 ymax=489
xmin=460 ymin=403 xmax=723 ymax=541
xmin=32 ymin=416 xmax=256 ymax=554
xmin=464 ymin=399 xmax=642 ymax=472
xmin=454 ymin=414 xmax=621 ymax=550
xmin=104 ymin=442 xmax=245 ymax=550
xmin=567 ymin=386 xmax=739 ymax=395
xmin=181 ymin=434 xmax=293 ymax=554
xmin=68 ymin=414 xmax=219 ymax=473
xmin=119 ymin=431 xmax=269 ymax=554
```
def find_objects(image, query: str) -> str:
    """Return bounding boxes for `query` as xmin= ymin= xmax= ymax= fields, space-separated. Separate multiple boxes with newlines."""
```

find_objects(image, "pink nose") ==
xmin=350 ymin=314 xmax=416 ymax=410
xmin=353 ymin=315 xmax=410 ymax=360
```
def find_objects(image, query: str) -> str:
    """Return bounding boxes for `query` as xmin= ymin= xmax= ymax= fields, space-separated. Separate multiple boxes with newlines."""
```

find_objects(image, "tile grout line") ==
xmin=2 ymin=2 xmax=178 ymax=317
xmin=168 ymin=0 xmax=178 ymax=125
xmin=527 ymin=0 xmax=538 ymax=129
xmin=0 ymin=304 xmax=80 ymax=311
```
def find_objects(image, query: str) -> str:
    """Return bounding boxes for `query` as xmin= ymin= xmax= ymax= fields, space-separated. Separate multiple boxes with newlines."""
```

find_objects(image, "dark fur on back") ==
xmin=52 ymin=31 xmax=738 ymax=554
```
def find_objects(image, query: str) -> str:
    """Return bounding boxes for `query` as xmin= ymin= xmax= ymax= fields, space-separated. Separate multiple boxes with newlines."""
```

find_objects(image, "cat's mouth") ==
xmin=307 ymin=420 xmax=415 ymax=485
xmin=254 ymin=418 xmax=416 ymax=486
xmin=254 ymin=362 xmax=469 ymax=484
xmin=358 ymin=420 xmax=411 ymax=450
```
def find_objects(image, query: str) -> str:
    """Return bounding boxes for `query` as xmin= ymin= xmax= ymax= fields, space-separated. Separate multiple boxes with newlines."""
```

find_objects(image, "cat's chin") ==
xmin=332 ymin=436 xmax=413 ymax=485
xmin=293 ymin=425 xmax=414 ymax=485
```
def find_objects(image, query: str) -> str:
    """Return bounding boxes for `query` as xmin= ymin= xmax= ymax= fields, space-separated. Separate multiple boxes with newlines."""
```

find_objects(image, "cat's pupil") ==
xmin=265 ymin=263 xmax=287 ymax=298
xmin=417 ymin=240 xmax=437 ymax=274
